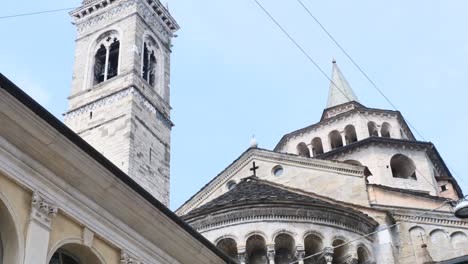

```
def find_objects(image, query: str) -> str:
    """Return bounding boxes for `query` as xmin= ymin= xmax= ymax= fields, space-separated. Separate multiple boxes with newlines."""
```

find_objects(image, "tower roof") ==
xmin=326 ymin=60 xmax=359 ymax=108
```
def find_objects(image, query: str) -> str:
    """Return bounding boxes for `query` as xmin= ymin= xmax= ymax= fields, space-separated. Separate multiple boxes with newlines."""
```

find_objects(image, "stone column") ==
xmin=295 ymin=245 xmax=305 ymax=264
xmin=237 ymin=247 xmax=246 ymax=264
xmin=343 ymin=252 xmax=358 ymax=264
xmin=24 ymin=192 xmax=58 ymax=264
xmin=322 ymin=247 xmax=334 ymax=264
xmin=267 ymin=244 xmax=275 ymax=264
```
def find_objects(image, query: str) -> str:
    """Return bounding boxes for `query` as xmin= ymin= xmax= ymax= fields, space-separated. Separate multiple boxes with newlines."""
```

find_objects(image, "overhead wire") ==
xmin=251 ymin=0 xmax=439 ymax=191
xmin=250 ymin=2 xmax=463 ymax=262
xmin=0 ymin=7 xmax=76 ymax=20
xmin=295 ymin=0 xmax=468 ymax=191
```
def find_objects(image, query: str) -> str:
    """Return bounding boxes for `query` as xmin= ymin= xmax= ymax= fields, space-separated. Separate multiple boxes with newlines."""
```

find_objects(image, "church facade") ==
xmin=176 ymin=62 xmax=468 ymax=264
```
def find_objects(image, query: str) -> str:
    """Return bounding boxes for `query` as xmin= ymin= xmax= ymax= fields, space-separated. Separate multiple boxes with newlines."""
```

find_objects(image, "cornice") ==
xmin=185 ymin=206 xmax=378 ymax=238
xmin=64 ymin=86 xmax=173 ymax=128
xmin=393 ymin=214 xmax=468 ymax=229
xmin=71 ymin=0 xmax=179 ymax=38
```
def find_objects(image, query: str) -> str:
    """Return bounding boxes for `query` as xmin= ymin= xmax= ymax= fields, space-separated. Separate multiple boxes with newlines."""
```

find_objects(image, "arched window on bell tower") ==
xmin=93 ymin=31 xmax=120 ymax=85
xmin=142 ymin=35 xmax=159 ymax=88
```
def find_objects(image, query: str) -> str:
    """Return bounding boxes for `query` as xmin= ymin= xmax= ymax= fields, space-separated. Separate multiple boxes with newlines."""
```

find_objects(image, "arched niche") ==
xmin=409 ymin=226 xmax=426 ymax=246
xmin=216 ymin=237 xmax=238 ymax=260
xmin=48 ymin=243 xmax=103 ymax=264
xmin=311 ymin=137 xmax=324 ymax=156
xmin=390 ymin=154 xmax=417 ymax=180
xmin=329 ymin=130 xmax=343 ymax=150
xmin=357 ymin=246 xmax=371 ymax=264
xmin=246 ymin=235 xmax=268 ymax=264
xmin=296 ymin=142 xmax=311 ymax=157
xmin=367 ymin=122 xmax=379 ymax=137
xmin=381 ymin=122 xmax=391 ymax=138
xmin=451 ymin=232 xmax=468 ymax=250
xmin=344 ymin=125 xmax=358 ymax=144
xmin=332 ymin=239 xmax=349 ymax=264
xmin=0 ymin=194 xmax=22 ymax=264
xmin=304 ymin=233 xmax=323 ymax=264
xmin=429 ymin=229 xmax=450 ymax=259
xmin=274 ymin=233 xmax=296 ymax=264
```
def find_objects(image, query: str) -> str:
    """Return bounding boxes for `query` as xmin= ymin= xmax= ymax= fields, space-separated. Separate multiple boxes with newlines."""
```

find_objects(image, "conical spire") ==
xmin=326 ymin=59 xmax=359 ymax=108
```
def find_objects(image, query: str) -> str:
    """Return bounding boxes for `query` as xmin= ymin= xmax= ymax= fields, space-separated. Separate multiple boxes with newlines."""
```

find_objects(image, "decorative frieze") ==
xmin=64 ymin=87 xmax=172 ymax=129
xmin=31 ymin=192 xmax=58 ymax=228
xmin=73 ymin=0 xmax=177 ymax=44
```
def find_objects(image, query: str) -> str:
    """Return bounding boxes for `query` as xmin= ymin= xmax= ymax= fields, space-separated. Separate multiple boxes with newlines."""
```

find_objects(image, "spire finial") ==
xmin=332 ymin=57 xmax=336 ymax=64
xmin=250 ymin=135 xmax=258 ymax=148
xmin=326 ymin=60 xmax=359 ymax=108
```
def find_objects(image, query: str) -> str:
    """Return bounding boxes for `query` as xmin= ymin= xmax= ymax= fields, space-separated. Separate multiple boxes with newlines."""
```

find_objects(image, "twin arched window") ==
xmin=92 ymin=32 xmax=160 ymax=88
xmin=93 ymin=32 xmax=120 ymax=85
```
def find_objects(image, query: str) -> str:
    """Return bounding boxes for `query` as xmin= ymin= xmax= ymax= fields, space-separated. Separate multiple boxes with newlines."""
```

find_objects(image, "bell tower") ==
xmin=64 ymin=0 xmax=179 ymax=206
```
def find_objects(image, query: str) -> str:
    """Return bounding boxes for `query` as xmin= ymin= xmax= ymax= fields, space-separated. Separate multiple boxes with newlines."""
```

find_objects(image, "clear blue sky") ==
xmin=1 ymin=1 xmax=468 ymax=210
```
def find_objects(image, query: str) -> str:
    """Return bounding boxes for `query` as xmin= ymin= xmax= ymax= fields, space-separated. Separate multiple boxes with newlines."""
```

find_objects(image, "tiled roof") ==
xmin=183 ymin=176 xmax=374 ymax=223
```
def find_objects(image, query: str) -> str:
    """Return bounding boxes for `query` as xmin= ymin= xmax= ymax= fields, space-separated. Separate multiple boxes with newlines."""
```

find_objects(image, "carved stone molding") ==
xmin=64 ymin=87 xmax=172 ymax=129
xmin=187 ymin=206 xmax=377 ymax=237
xmin=120 ymin=251 xmax=144 ymax=264
xmin=318 ymin=247 xmax=334 ymax=264
xmin=296 ymin=249 xmax=305 ymax=260
xmin=83 ymin=227 xmax=95 ymax=247
xmin=31 ymin=192 xmax=58 ymax=229
xmin=343 ymin=253 xmax=359 ymax=264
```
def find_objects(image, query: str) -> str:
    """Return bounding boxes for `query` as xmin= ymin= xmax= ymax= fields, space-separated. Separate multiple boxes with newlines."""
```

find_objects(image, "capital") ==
xmin=120 ymin=251 xmax=144 ymax=264
xmin=31 ymin=191 xmax=58 ymax=228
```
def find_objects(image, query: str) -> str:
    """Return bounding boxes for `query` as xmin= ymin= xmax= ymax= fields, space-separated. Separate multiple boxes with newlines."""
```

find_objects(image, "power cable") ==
xmin=250 ymin=2 xmax=465 ymax=262
xmin=295 ymin=0 xmax=468 ymax=190
xmin=252 ymin=0 xmax=439 ymax=191
xmin=0 ymin=7 xmax=76 ymax=20
xmin=296 ymin=0 xmax=427 ymax=141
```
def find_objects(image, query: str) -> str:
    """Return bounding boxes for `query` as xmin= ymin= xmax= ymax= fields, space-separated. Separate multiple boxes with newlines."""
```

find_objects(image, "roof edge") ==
xmin=0 ymin=73 xmax=235 ymax=264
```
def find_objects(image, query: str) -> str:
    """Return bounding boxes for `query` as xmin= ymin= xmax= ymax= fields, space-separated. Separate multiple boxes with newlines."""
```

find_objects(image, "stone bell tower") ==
xmin=64 ymin=0 xmax=179 ymax=206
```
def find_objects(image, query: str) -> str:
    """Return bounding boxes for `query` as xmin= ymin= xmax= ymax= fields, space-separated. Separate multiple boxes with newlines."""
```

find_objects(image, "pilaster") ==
xmin=24 ymin=192 xmax=58 ymax=264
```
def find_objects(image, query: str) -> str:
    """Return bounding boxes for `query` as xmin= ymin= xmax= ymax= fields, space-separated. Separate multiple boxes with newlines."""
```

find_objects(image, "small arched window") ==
xmin=274 ymin=233 xmax=296 ymax=264
xmin=311 ymin=137 xmax=324 ymax=156
xmin=216 ymin=238 xmax=238 ymax=260
xmin=296 ymin=142 xmax=311 ymax=157
xmin=381 ymin=122 xmax=391 ymax=138
xmin=344 ymin=125 xmax=358 ymax=144
xmin=93 ymin=32 xmax=120 ymax=85
xmin=357 ymin=246 xmax=370 ymax=264
xmin=304 ymin=233 xmax=323 ymax=264
xmin=390 ymin=154 xmax=417 ymax=180
xmin=329 ymin=130 xmax=343 ymax=150
xmin=368 ymin=121 xmax=379 ymax=137
xmin=142 ymin=36 xmax=159 ymax=87
xmin=246 ymin=235 xmax=267 ymax=264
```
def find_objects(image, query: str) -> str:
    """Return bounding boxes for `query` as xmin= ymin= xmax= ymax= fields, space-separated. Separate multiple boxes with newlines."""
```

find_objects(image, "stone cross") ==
xmin=418 ymin=232 xmax=426 ymax=244
xmin=250 ymin=162 xmax=259 ymax=177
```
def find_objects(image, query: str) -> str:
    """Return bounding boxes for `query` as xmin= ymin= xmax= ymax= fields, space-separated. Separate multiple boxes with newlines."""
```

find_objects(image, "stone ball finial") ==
xmin=250 ymin=135 xmax=258 ymax=148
